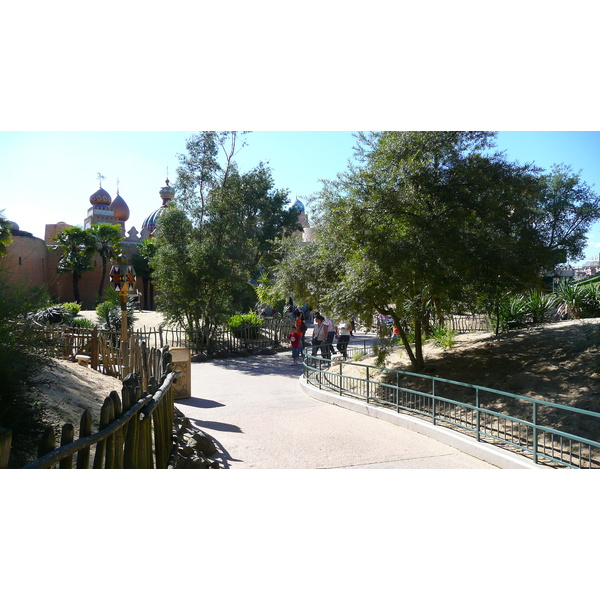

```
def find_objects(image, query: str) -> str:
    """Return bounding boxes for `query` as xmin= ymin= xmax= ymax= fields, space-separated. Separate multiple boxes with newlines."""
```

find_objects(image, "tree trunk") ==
xmin=98 ymin=254 xmax=107 ymax=300
xmin=413 ymin=319 xmax=425 ymax=372
xmin=73 ymin=272 xmax=81 ymax=304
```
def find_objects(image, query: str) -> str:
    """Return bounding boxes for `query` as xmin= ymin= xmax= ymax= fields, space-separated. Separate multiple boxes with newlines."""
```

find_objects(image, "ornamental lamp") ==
xmin=109 ymin=253 xmax=136 ymax=342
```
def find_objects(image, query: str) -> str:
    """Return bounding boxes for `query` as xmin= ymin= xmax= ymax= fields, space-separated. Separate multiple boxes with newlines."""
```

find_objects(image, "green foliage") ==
xmin=552 ymin=280 xmax=588 ymax=319
xmin=352 ymin=349 xmax=367 ymax=362
xmin=0 ymin=285 xmax=51 ymax=466
xmin=228 ymin=312 xmax=263 ymax=339
xmin=52 ymin=226 xmax=96 ymax=304
xmin=275 ymin=131 xmax=553 ymax=370
xmin=88 ymin=224 xmax=123 ymax=300
xmin=535 ymin=164 xmax=600 ymax=265
xmin=71 ymin=317 xmax=95 ymax=329
xmin=228 ymin=312 xmax=263 ymax=329
xmin=0 ymin=210 xmax=13 ymax=257
xmin=95 ymin=293 xmax=136 ymax=333
xmin=152 ymin=131 xmax=300 ymax=338
xmin=61 ymin=302 xmax=81 ymax=316
xmin=430 ymin=325 xmax=456 ymax=350
xmin=372 ymin=335 xmax=397 ymax=367
xmin=526 ymin=289 xmax=556 ymax=324
xmin=32 ymin=304 xmax=75 ymax=325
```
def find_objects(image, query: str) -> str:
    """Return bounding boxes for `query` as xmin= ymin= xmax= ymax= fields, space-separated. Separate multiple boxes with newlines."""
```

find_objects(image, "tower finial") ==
xmin=116 ymin=177 xmax=120 ymax=194
xmin=97 ymin=172 xmax=106 ymax=188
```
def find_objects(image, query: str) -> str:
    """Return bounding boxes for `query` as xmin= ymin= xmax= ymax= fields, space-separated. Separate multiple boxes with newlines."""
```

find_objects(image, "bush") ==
xmin=0 ymin=286 xmax=51 ymax=466
xmin=62 ymin=302 xmax=81 ymax=316
xmin=430 ymin=325 xmax=456 ymax=350
xmin=95 ymin=297 xmax=136 ymax=333
xmin=525 ymin=289 xmax=556 ymax=324
xmin=228 ymin=312 xmax=263 ymax=339
xmin=31 ymin=304 xmax=74 ymax=325
xmin=72 ymin=317 xmax=95 ymax=329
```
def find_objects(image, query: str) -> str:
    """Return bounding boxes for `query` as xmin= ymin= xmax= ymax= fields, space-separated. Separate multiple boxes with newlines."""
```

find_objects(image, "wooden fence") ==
xmin=134 ymin=317 xmax=292 ymax=354
xmin=12 ymin=345 xmax=178 ymax=469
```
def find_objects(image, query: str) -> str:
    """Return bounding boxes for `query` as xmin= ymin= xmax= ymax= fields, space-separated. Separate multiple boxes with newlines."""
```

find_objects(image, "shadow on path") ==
xmin=207 ymin=353 xmax=305 ymax=378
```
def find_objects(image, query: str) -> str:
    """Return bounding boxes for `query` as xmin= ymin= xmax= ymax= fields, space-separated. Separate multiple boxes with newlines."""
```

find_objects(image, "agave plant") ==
xmin=525 ymin=289 xmax=557 ymax=324
xmin=552 ymin=281 xmax=587 ymax=319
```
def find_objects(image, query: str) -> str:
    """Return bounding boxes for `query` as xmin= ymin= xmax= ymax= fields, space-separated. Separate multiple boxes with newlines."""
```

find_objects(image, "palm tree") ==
xmin=89 ymin=224 xmax=124 ymax=300
xmin=0 ymin=211 xmax=13 ymax=257
xmin=52 ymin=227 xmax=96 ymax=304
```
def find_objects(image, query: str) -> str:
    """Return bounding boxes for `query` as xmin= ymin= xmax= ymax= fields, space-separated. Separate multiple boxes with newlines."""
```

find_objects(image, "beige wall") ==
xmin=3 ymin=234 xmax=143 ymax=309
xmin=1 ymin=234 xmax=49 ymax=289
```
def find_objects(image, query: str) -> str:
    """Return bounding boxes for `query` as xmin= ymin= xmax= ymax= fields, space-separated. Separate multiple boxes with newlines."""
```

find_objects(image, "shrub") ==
xmin=525 ymin=289 xmax=556 ymax=324
xmin=552 ymin=281 xmax=588 ymax=319
xmin=95 ymin=298 xmax=136 ymax=333
xmin=72 ymin=317 xmax=95 ymax=329
xmin=228 ymin=312 xmax=263 ymax=339
xmin=31 ymin=304 xmax=74 ymax=325
xmin=0 ymin=286 xmax=51 ymax=466
xmin=430 ymin=325 xmax=456 ymax=350
xmin=352 ymin=349 xmax=367 ymax=362
xmin=62 ymin=302 xmax=81 ymax=316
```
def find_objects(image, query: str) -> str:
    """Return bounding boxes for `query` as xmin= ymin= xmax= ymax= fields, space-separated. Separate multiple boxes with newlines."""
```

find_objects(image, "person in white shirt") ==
xmin=322 ymin=315 xmax=336 ymax=359
xmin=336 ymin=321 xmax=351 ymax=360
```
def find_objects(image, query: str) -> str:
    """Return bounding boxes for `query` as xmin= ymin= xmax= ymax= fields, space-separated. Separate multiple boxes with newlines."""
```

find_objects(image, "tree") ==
xmin=151 ymin=131 xmax=300 ymax=339
xmin=273 ymin=131 xmax=553 ymax=371
xmin=0 ymin=211 xmax=12 ymax=257
xmin=534 ymin=163 xmax=600 ymax=266
xmin=89 ymin=223 xmax=123 ymax=301
xmin=52 ymin=226 xmax=96 ymax=304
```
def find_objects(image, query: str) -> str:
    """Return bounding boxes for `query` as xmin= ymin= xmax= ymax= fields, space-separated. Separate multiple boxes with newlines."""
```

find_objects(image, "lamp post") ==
xmin=109 ymin=253 xmax=136 ymax=377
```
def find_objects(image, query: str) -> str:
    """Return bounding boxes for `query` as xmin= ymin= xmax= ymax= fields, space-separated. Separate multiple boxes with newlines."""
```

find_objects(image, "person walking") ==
xmin=296 ymin=312 xmax=308 ymax=348
xmin=336 ymin=320 xmax=352 ymax=360
xmin=323 ymin=314 xmax=336 ymax=359
xmin=288 ymin=325 xmax=302 ymax=364
xmin=311 ymin=315 xmax=328 ymax=356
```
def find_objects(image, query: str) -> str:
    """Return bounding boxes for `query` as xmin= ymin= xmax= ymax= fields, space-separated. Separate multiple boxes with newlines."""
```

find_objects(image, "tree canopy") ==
xmin=151 ymin=131 xmax=301 ymax=335
xmin=268 ymin=131 xmax=599 ymax=371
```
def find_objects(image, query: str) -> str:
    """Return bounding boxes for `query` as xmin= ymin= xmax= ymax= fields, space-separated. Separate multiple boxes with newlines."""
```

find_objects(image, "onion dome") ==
xmin=159 ymin=178 xmax=175 ymax=205
xmin=291 ymin=199 xmax=305 ymax=213
xmin=90 ymin=186 xmax=112 ymax=206
xmin=110 ymin=192 xmax=130 ymax=222
xmin=142 ymin=207 xmax=165 ymax=236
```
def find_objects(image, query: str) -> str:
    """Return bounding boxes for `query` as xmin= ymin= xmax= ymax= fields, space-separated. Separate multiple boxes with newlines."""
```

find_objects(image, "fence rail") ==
xmin=2 ymin=340 xmax=180 ymax=469
xmin=303 ymin=354 xmax=600 ymax=469
xmin=133 ymin=317 xmax=292 ymax=354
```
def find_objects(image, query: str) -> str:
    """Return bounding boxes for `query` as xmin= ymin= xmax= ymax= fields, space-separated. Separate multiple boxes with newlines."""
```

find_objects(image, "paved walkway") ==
xmin=176 ymin=350 xmax=498 ymax=469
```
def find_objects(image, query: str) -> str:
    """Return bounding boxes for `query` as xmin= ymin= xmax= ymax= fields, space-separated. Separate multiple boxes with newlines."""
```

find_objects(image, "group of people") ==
xmin=287 ymin=310 xmax=354 ymax=364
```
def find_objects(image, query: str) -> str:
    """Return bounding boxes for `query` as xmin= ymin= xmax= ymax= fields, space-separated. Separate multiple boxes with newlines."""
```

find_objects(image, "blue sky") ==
xmin=1 ymin=130 xmax=599 ymax=264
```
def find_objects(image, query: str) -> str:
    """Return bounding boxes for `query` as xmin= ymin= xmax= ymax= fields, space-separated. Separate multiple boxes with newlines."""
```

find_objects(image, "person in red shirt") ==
xmin=288 ymin=325 xmax=302 ymax=364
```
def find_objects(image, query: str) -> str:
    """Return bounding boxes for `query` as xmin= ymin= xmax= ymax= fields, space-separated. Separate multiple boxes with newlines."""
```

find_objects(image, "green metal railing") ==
xmin=302 ymin=354 xmax=600 ymax=469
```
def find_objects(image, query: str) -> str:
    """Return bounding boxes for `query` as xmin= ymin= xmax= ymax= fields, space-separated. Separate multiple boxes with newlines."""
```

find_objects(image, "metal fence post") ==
xmin=366 ymin=366 xmax=370 ymax=404
xmin=476 ymin=388 xmax=481 ymax=442
xmin=532 ymin=403 xmax=538 ymax=464
xmin=432 ymin=379 xmax=436 ymax=426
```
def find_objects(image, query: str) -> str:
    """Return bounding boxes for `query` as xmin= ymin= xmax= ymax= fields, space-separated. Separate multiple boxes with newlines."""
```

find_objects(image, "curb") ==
xmin=299 ymin=377 xmax=548 ymax=470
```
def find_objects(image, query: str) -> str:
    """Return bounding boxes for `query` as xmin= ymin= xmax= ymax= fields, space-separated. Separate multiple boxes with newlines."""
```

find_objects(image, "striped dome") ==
xmin=142 ymin=206 xmax=165 ymax=235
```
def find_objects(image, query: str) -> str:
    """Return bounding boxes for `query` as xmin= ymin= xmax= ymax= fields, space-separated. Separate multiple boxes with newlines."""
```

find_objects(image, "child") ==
xmin=288 ymin=325 xmax=302 ymax=364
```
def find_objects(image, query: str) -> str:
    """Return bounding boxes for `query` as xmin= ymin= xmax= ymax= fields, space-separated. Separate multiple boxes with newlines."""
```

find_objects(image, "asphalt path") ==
xmin=176 ymin=349 xmax=497 ymax=469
